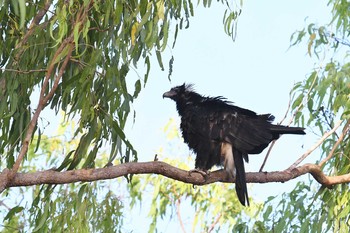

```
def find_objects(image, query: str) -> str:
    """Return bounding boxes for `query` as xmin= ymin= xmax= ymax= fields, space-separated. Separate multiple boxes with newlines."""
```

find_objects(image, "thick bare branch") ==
xmin=1 ymin=161 xmax=348 ymax=190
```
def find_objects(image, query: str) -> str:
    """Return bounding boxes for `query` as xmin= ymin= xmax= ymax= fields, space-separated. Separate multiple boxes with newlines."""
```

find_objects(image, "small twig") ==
xmin=0 ymin=200 xmax=11 ymax=210
xmin=176 ymin=198 xmax=186 ymax=233
xmin=288 ymin=120 xmax=343 ymax=170
xmin=89 ymin=26 xmax=111 ymax=32
xmin=262 ymin=53 xmax=328 ymax=172
xmin=259 ymin=140 xmax=276 ymax=172
xmin=208 ymin=213 xmax=222 ymax=233
xmin=321 ymin=107 xmax=334 ymax=131
xmin=319 ymin=119 xmax=350 ymax=167
xmin=280 ymin=91 xmax=294 ymax=126
xmin=259 ymin=92 xmax=295 ymax=172
xmin=14 ymin=0 xmax=52 ymax=59
xmin=43 ymin=43 xmax=74 ymax=104
xmin=1 ymin=68 xmax=47 ymax=74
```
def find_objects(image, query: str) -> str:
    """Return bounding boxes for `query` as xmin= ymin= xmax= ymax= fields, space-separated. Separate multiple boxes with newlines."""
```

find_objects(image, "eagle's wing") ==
xmin=209 ymin=110 xmax=275 ymax=154
xmin=208 ymin=109 xmax=274 ymax=206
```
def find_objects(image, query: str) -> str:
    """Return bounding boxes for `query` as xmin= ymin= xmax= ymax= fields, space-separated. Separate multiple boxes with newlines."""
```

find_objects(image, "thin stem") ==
xmin=288 ymin=120 xmax=343 ymax=170
xmin=319 ymin=119 xmax=350 ymax=167
xmin=259 ymin=140 xmax=276 ymax=172
xmin=1 ymin=68 xmax=47 ymax=74
xmin=176 ymin=198 xmax=186 ymax=233
xmin=208 ymin=213 xmax=222 ymax=233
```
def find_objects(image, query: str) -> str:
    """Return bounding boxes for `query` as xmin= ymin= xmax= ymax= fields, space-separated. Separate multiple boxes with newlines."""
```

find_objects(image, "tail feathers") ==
xmin=270 ymin=125 xmax=305 ymax=136
xmin=233 ymin=149 xmax=249 ymax=206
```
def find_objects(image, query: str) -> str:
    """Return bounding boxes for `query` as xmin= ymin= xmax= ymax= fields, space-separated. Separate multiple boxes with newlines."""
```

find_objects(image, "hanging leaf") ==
xmin=4 ymin=206 xmax=24 ymax=221
xmin=131 ymin=22 xmax=139 ymax=46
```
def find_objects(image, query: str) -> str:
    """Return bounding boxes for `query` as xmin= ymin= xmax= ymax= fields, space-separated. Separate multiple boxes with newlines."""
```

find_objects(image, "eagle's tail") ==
xmin=233 ymin=149 xmax=249 ymax=206
xmin=270 ymin=125 xmax=305 ymax=136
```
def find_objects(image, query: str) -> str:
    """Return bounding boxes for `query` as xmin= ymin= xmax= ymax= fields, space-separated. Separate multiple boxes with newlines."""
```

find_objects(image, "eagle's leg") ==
xmin=188 ymin=169 xmax=210 ymax=180
xmin=221 ymin=142 xmax=235 ymax=180
xmin=221 ymin=142 xmax=249 ymax=205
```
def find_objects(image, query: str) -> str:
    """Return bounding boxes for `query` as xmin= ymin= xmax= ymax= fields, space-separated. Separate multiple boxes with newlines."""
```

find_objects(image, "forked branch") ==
xmin=289 ymin=120 xmax=343 ymax=170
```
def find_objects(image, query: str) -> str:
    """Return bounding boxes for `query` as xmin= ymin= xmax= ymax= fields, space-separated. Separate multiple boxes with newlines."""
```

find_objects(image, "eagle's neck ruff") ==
xmin=176 ymin=92 xmax=233 ymax=114
xmin=175 ymin=92 xmax=201 ymax=115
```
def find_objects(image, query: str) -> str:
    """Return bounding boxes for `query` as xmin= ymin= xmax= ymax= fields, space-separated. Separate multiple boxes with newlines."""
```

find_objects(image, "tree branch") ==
xmin=319 ymin=119 xmax=350 ymax=167
xmin=175 ymin=198 xmax=186 ymax=233
xmin=14 ymin=0 xmax=52 ymax=60
xmin=0 ymin=0 xmax=93 ymax=193
xmin=1 ymin=161 xmax=348 ymax=190
xmin=0 ymin=40 xmax=74 ymax=194
xmin=259 ymin=140 xmax=276 ymax=172
xmin=289 ymin=120 xmax=343 ymax=170
xmin=208 ymin=213 xmax=222 ymax=233
xmin=6 ymin=43 xmax=74 ymax=183
xmin=0 ymin=68 xmax=47 ymax=74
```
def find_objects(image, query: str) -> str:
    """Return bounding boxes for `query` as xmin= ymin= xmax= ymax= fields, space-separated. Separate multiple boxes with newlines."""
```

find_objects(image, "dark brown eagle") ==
xmin=163 ymin=83 xmax=305 ymax=206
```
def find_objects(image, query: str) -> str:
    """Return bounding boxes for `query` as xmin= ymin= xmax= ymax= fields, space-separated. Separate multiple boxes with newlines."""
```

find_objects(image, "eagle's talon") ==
xmin=188 ymin=169 xmax=209 ymax=181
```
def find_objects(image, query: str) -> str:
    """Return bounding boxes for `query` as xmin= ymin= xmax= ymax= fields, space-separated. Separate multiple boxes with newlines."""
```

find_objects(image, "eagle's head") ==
xmin=162 ymin=83 xmax=195 ymax=102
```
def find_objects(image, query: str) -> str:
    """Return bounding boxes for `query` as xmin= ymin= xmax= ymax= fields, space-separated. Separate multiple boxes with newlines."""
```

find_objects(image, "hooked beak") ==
xmin=162 ymin=90 xmax=176 ymax=99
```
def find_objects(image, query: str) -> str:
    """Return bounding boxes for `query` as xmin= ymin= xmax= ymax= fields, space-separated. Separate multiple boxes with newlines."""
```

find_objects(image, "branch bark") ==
xmin=1 ymin=161 xmax=348 ymax=190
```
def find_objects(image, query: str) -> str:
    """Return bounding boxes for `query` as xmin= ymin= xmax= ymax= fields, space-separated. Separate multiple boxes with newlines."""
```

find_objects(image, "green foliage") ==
xmin=1 ymin=206 xmax=23 ymax=233
xmin=0 ymin=0 xmax=199 ymax=171
xmin=0 ymin=0 xmax=241 ymax=177
xmin=1 ymin=120 xmax=124 ymax=232
xmin=264 ymin=0 xmax=350 ymax=232
xmin=6 ymin=0 xmax=350 ymax=232
xmin=289 ymin=0 xmax=350 ymax=126
xmin=289 ymin=0 xmax=350 ymax=170
xmin=28 ymin=183 xmax=124 ymax=233
xmin=260 ymin=182 xmax=350 ymax=233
